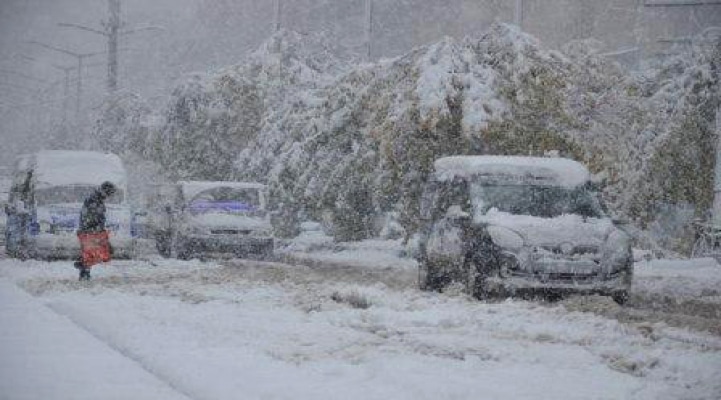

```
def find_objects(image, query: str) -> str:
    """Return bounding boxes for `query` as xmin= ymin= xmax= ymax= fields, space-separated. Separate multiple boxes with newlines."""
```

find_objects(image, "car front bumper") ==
xmin=487 ymin=270 xmax=632 ymax=294
xmin=178 ymin=234 xmax=274 ymax=257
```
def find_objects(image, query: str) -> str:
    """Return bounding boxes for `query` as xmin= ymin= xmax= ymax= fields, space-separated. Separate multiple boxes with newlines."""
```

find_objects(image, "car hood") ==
xmin=187 ymin=212 xmax=270 ymax=231
xmin=474 ymin=209 xmax=614 ymax=247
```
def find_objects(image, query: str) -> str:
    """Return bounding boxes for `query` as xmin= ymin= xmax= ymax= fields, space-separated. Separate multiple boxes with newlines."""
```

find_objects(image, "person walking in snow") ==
xmin=74 ymin=181 xmax=117 ymax=280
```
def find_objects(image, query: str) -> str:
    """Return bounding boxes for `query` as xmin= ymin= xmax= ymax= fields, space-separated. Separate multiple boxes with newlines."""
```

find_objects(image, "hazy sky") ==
xmin=0 ymin=0 xmax=718 ymax=166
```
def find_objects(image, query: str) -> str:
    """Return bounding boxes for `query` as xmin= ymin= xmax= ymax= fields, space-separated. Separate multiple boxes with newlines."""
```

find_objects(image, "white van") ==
xmin=5 ymin=150 xmax=134 ymax=259
xmin=417 ymin=155 xmax=633 ymax=304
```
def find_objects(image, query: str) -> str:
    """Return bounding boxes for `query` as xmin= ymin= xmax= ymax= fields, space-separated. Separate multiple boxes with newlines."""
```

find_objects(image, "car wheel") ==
xmin=175 ymin=238 xmax=194 ymax=260
xmin=419 ymin=258 xmax=452 ymax=292
xmin=611 ymin=290 xmax=629 ymax=305
xmin=176 ymin=246 xmax=192 ymax=260
xmin=155 ymin=233 xmax=171 ymax=258
xmin=465 ymin=261 xmax=479 ymax=298
xmin=474 ymin=276 xmax=507 ymax=301
xmin=468 ymin=246 xmax=505 ymax=301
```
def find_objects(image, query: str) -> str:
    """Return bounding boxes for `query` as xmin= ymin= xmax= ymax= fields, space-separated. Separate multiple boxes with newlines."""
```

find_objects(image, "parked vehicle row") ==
xmin=2 ymin=150 xmax=633 ymax=304
xmin=3 ymin=150 xmax=275 ymax=262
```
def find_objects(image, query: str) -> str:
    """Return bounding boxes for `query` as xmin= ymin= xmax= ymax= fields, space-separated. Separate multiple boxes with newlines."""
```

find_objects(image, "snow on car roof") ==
xmin=179 ymin=180 xmax=266 ymax=199
xmin=33 ymin=150 xmax=127 ymax=189
xmin=433 ymin=155 xmax=590 ymax=188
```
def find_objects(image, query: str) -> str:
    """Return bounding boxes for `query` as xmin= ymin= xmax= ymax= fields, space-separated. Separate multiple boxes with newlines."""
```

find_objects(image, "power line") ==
xmin=58 ymin=0 xmax=162 ymax=94
xmin=27 ymin=40 xmax=105 ymax=123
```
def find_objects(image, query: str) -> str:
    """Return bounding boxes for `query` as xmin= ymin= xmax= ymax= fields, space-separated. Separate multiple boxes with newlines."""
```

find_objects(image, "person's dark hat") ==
xmin=100 ymin=181 xmax=117 ymax=197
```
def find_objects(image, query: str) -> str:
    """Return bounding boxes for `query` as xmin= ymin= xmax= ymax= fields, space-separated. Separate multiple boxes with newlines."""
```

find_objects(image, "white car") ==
xmin=416 ymin=155 xmax=633 ymax=304
xmin=150 ymin=181 xmax=274 ymax=260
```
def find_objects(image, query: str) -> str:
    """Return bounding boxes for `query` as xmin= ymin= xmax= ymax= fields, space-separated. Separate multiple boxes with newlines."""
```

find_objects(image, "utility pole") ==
xmin=107 ymin=0 xmax=120 ymax=92
xmin=28 ymin=41 xmax=104 ymax=124
xmin=274 ymin=0 xmax=282 ymax=32
xmin=59 ymin=0 xmax=161 ymax=94
xmin=365 ymin=0 xmax=373 ymax=61
xmin=515 ymin=0 xmax=523 ymax=30
xmin=713 ymin=107 xmax=721 ymax=225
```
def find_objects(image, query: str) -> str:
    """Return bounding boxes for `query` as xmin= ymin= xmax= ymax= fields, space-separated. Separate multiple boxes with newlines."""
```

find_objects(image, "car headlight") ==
xmin=487 ymin=226 xmax=525 ymax=251
xmin=39 ymin=221 xmax=53 ymax=233
xmin=602 ymin=230 xmax=632 ymax=271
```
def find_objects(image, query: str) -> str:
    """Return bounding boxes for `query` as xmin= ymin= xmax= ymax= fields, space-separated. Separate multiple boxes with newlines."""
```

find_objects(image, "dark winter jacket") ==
xmin=78 ymin=189 xmax=108 ymax=233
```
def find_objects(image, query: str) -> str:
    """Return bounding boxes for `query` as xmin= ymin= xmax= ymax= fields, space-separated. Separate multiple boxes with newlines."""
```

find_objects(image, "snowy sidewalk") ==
xmin=0 ymin=279 xmax=191 ymax=400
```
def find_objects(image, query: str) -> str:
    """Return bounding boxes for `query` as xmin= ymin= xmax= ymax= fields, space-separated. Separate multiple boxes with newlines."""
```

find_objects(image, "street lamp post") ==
xmin=365 ymin=0 xmax=373 ymax=61
xmin=515 ymin=0 xmax=523 ymax=29
xmin=713 ymin=107 xmax=721 ymax=225
xmin=27 ymin=41 xmax=104 ymax=124
xmin=59 ymin=0 xmax=161 ymax=94
xmin=274 ymin=0 xmax=282 ymax=32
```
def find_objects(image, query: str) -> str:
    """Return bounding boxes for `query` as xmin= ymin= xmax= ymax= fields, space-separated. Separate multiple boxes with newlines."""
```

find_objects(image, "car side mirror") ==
xmin=446 ymin=205 xmax=470 ymax=221
xmin=612 ymin=217 xmax=629 ymax=226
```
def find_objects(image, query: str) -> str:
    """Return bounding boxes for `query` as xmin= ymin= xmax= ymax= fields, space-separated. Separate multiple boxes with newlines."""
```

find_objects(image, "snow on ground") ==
xmin=634 ymin=257 xmax=721 ymax=300
xmin=1 ymin=241 xmax=720 ymax=400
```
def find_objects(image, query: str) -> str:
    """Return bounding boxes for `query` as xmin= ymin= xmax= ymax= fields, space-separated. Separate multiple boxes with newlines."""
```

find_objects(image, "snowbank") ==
xmin=1 ymin=255 xmax=720 ymax=400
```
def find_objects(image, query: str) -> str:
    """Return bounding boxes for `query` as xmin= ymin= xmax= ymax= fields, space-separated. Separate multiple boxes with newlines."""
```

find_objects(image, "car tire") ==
xmin=611 ymin=290 xmax=629 ymax=305
xmin=155 ymin=233 xmax=171 ymax=258
xmin=176 ymin=246 xmax=192 ymax=260
xmin=175 ymin=238 xmax=193 ymax=260
xmin=468 ymin=244 xmax=506 ymax=301
xmin=419 ymin=258 xmax=452 ymax=292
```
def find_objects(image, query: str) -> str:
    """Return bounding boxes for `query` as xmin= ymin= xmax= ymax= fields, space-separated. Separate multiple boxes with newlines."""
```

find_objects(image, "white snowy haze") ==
xmin=2 ymin=2 xmax=721 ymax=400
xmin=1 ymin=0 xmax=720 ymax=164
xmin=1 ymin=1 xmax=720 ymax=251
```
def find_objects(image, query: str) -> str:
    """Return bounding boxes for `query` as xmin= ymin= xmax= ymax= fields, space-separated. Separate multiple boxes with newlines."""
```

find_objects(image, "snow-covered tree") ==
xmin=93 ymin=91 xmax=154 ymax=156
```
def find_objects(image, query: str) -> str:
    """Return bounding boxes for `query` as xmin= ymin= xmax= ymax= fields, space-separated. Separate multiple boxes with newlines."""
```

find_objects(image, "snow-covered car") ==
xmin=151 ymin=181 xmax=274 ymax=260
xmin=4 ymin=150 xmax=135 ymax=260
xmin=416 ymin=155 xmax=633 ymax=304
xmin=0 ymin=173 xmax=10 ymax=246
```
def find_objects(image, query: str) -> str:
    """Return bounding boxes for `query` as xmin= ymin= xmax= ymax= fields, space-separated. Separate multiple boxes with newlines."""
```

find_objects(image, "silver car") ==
xmin=416 ymin=156 xmax=633 ymax=304
xmin=150 ymin=181 xmax=274 ymax=260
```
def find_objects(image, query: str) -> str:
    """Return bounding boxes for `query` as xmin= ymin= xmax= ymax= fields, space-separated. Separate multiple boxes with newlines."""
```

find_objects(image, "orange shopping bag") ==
xmin=78 ymin=230 xmax=111 ymax=268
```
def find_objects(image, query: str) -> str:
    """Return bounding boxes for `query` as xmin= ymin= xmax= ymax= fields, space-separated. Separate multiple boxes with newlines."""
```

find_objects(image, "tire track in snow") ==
xmin=234 ymin=257 xmax=721 ymax=337
xmin=45 ymin=301 xmax=207 ymax=400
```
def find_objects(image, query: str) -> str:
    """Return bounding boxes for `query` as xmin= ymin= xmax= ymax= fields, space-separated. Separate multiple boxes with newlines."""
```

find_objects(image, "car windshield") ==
xmin=35 ymin=185 xmax=123 ymax=206
xmin=470 ymin=182 xmax=605 ymax=218
xmin=187 ymin=187 xmax=262 ymax=215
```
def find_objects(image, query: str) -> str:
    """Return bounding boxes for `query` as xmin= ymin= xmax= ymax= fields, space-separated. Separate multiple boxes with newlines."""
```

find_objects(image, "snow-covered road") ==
xmin=1 ymin=254 xmax=720 ymax=400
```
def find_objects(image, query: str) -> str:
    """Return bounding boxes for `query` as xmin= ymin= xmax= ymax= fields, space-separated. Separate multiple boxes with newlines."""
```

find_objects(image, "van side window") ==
xmin=434 ymin=179 xmax=470 ymax=219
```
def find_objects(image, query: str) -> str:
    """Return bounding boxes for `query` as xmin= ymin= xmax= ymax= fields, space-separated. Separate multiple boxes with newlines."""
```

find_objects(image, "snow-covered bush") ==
xmin=237 ymin=23 xmax=638 ymax=242
xmin=93 ymin=91 xmax=154 ymax=156
xmin=626 ymin=31 xmax=720 ymax=252
xmin=137 ymin=23 xmax=718 ymax=252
